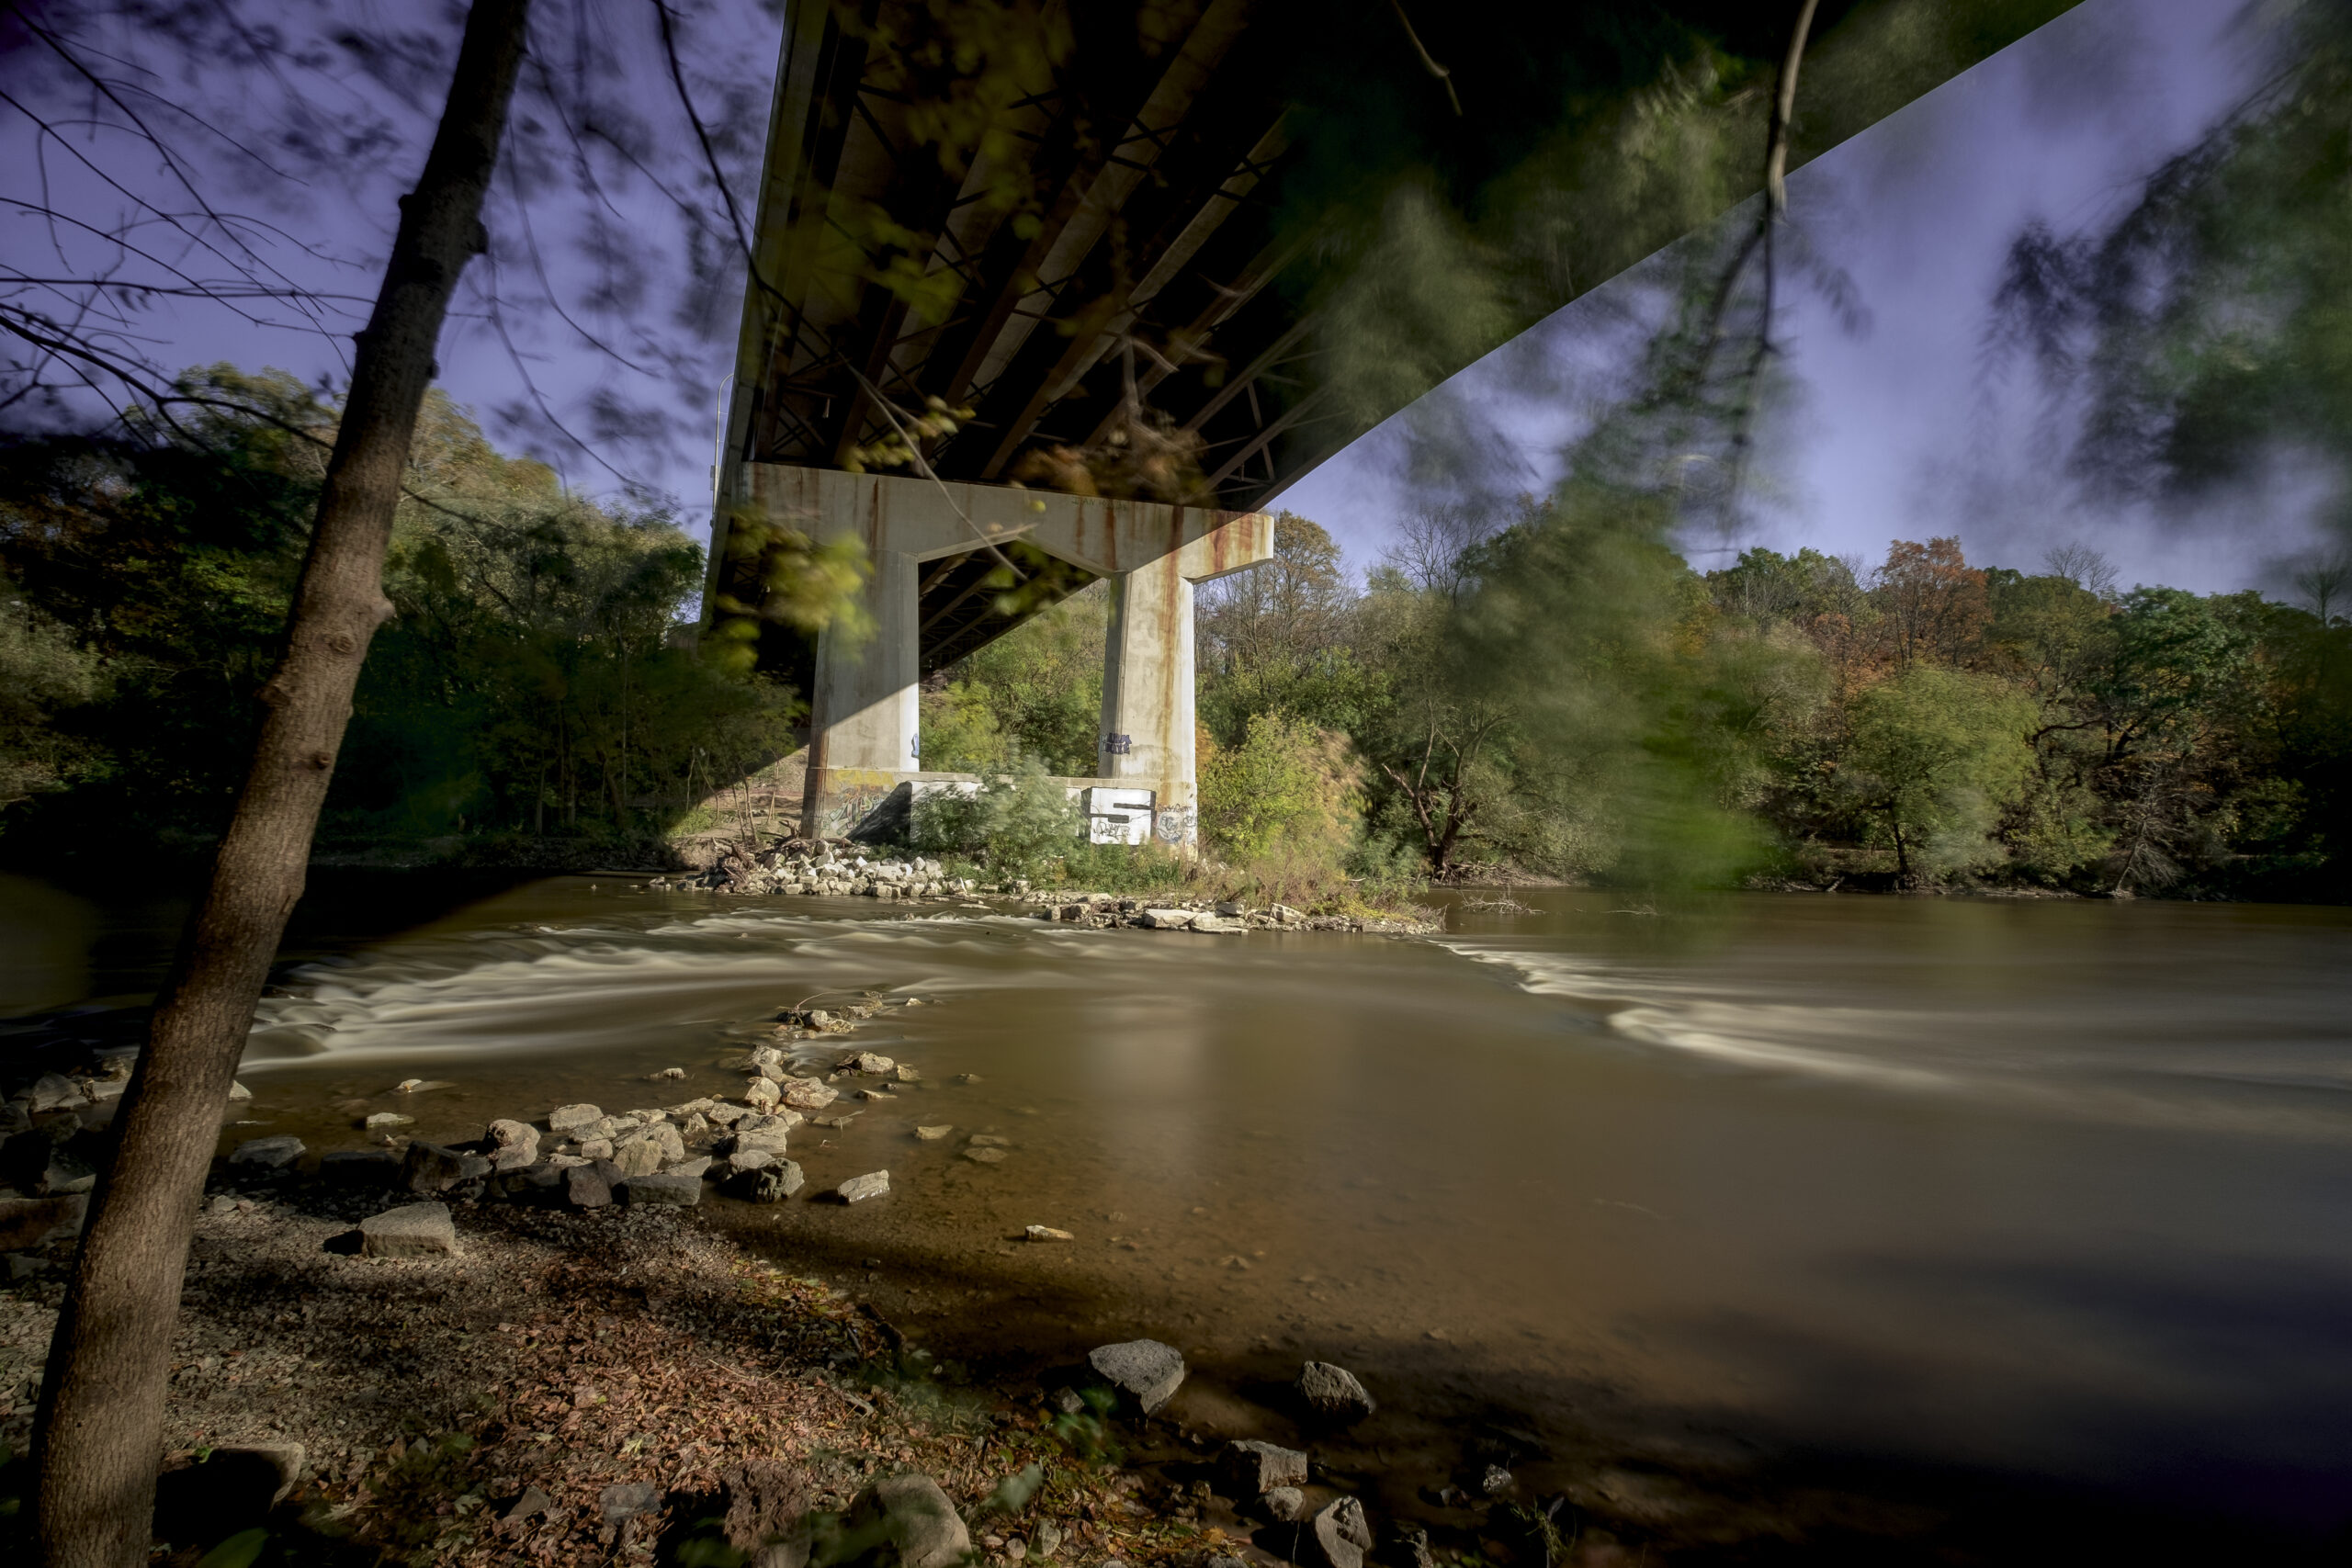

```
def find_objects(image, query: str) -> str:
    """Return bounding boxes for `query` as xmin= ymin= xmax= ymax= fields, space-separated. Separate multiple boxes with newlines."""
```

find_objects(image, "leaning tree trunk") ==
xmin=31 ymin=3 xmax=532 ymax=1562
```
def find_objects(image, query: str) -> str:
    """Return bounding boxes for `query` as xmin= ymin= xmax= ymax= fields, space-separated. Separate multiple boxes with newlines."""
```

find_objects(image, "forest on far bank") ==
xmin=3 ymin=365 xmax=2344 ymax=903
xmin=943 ymin=502 xmax=2352 ymax=903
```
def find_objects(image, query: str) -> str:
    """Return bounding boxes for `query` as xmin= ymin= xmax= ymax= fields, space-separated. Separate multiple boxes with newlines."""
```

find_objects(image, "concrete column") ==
xmin=802 ymin=546 xmax=919 ymax=835
xmin=1098 ymin=554 xmax=1196 ymax=846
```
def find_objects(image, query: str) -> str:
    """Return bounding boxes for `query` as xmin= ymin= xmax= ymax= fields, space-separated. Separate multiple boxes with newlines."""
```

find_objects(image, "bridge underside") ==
xmin=741 ymin=467 xmax=1271 ymax=843
xmin=709 ymin=0 xmax=2083 ymax=842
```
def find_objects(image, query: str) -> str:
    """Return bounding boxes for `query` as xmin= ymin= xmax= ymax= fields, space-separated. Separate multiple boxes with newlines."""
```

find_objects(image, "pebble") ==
xmin=1024 ymin=1225 xmax=1073 ymax=1243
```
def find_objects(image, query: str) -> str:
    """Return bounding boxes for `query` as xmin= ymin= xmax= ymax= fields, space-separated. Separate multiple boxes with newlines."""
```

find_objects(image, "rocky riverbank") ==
xmin=0 ymin=1003 xmax=2318 ymax=1568
xmin=0 ymin=1032 xmax=1601 ymax=1568
xmin=659 ymin=840 xmax=1441 ymax=933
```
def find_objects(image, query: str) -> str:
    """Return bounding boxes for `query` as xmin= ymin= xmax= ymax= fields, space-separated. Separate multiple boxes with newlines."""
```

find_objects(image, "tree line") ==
xmin=923 ymin=507 xmax=2351 ymax=900
xmin=0 ymin=367 xmax=795 ymax=866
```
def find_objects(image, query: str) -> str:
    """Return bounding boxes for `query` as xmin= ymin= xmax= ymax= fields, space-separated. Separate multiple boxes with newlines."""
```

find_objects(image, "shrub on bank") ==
xmin=910 ymin=755 xmax=1081 ymax=882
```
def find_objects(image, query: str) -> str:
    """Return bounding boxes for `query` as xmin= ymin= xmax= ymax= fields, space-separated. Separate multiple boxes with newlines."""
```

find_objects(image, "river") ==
xmin=5 ymin=872 xmax=2350 ymax=1551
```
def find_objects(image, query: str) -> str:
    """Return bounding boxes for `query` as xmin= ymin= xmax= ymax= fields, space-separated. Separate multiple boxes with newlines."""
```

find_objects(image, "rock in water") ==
xmin=842 ymin=1473 xmax=969 ymax=1568
xmin=836 ymin=1170 xmax=890 ymax=1203
xmin=229 ymin=1134 xmax=304 ymax=1168
xmin=363 ymin=1111 xmax=413 ymax=1132
xmin=1297 ymin=1360 xmax=1376 ymax=1423
xmin=963 ymin=1146 xmax=1007 ymax=1165
xmin=747 ymin=1160 xmax=805 ymax=1201
xmin=358 ymin=1201 xmax=458 ymax=1258
xmin=735 ymin=1122 xmax=795 ymax=1156
xmin=548 ymin=1101 xmax=603 ymax=1134
xmin=1224 ymin=1438 xmax=1308 ymax=1495
xmin=613 ymin=1122 xmax=683 ymax=1177
xmin=743 ymin=1077 xmax=782 ymax=1111
xmin=913 ymin=1124 xmax=954 ymax=1141
xmin=1024 ymin=1224 xmax=1074 ymax=1243
xmin=28 ymin=1072 xmax=83 ymax=1111
xmin=780 ymin=1078 xmax=840 ymax=1111
xmin=1306 ymin=1497 xmax=1374 ymax=1568
xmin=1087 ymin=1339 xmax=1185 ymax=1415
xmin=854 ymin=1052 xmax=895 ymax=1075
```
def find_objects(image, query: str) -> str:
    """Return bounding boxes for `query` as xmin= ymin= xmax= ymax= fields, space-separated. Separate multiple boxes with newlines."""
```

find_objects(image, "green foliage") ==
xmin=920 ymin=586 xmax=1105 ymax=773
xmin=1055 ymin=840 xmax=1190 ymax=894
xmin=910 ymin=755 xmax=1080 ymax=879
xmin=0 ymin=366 xmax=806 ymax=861
xmin=195 ymin=1529 xmax=270 ymax=1568
xmin=1198 ymin=513 xmax=1385 ymax=743
xmin=0 ymin=568 xmax=102 ymax=818
xmin=1992 ymin=0 xmax=2352 ymax=531
xmin=1198 ymin=711 xmax=1360 ymax=866
xmin=1842 ymin=666 xmax=2038 ymax=881
xmin=917 ymin=679 xmax=1010 ymax=773
xmin=1442 ymin=481 xmax=1796 ymax=889
xmin=703 ymin=503 xmax=872 ymax=680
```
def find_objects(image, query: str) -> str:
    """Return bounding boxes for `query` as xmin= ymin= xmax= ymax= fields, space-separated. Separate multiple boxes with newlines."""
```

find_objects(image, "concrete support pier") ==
xmin=1100 ymin=559 xmax=1198 ymax=844
xmin=721 ymin=465 xmax=1271 ymax=845
xmin=808 ymin=544 xmax=920 ymax=780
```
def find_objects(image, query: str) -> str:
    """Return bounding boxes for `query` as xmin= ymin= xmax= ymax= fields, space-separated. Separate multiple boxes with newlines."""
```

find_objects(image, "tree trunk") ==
xmin=31 ymin=4 xmax=533 ymax=1562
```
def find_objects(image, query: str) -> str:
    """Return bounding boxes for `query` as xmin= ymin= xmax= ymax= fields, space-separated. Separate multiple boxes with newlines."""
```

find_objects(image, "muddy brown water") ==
xmin=6 ymin=872 xmax=2351 ymax=1554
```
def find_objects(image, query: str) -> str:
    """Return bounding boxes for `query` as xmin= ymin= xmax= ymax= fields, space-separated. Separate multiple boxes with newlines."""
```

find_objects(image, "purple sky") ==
xmin=2 ymin=0 xmax=774 ymax=510
xmin=1285 ymin=0 xmax=2316 ymax=594
xmin=6 ymin=0 xmax=2305 ymax=598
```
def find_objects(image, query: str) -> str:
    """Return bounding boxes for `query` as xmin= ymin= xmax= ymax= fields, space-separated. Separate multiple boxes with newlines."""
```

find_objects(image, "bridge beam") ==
xmin=728 ymin=465 xmax=1272 ymax=844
